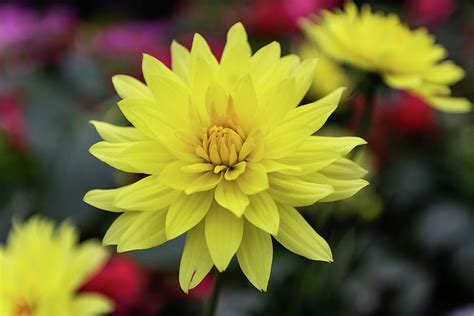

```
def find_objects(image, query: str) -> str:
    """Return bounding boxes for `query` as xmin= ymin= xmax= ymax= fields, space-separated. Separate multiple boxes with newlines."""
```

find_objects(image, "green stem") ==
xmin=349 ymin=75 xmax=379 ymax=159
xmin=203 ymin=273 xmax=221 ymax=316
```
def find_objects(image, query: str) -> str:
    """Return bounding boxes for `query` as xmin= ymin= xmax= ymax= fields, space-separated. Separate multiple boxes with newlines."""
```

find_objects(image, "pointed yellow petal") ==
xmin=103 ymin=212 xmax=140 ymax=246
xmin=89 ymin=120 xmax=148 ymax=143
xmin=268 ymin=173 xmax=333 ymax=207
xmin=215 ymin=180 xmax=249 ymax=217
xmin=275 ymin=204 xmax=332 ymax=262
xmin=72 ymin=294 xmax=113 ymax=316
xmin=293 ymin=58 xmax=317 ymax=106
xmin=114 ymin=175 xmax=179 ymax=212
xmin=166 ymin=191 xmax=213 ymax=240
xmin=117 ymin=209 xmax=167 ymax=252
xmin=205 ymin=203 xmax=244 ymax=271
xmin=159 ymin=161 xmax=200 ymax=191
xmin=264 ymin=88 xmax=345 ymax=159
xmin=83 ymin=187 xmax=128 ymax=212
xmin=171 ymin=40 xmax=190 ymax=84
xmin=301 ymin=173 xmax=369 ymax=202
xmin=179 ymin=221 xmax=214 ymax=293
xmin=427 ymin=96 xmax=471 ymax=112
xmin=244 ymin=192 xmax=279 ymax=235
xmin=250 ymin=41 xmax=281 ymax=85
xmin=319 ymin=158 xmax=368 ymax=180
xmin=185 ymin=172 xmax=223 ymax=195
xmin=236 ymin=223 xmax=273 ymax=291
xmin=219 ymin=23 xmax=251 ymax=88
xmin=232 ymin=75 xmax=258 ymax=131
xmin=112 ymin=74 xmax=153 ymax=99
xmin=236 ymin=162 xmax=269 ymax=195
xmin=117 ymin=98 xmax=163 ymax=139
xmin=304 ymin=136 xmax=367 ymax=156
xmin=277 ymin=148 xmax=340 ymax=175
xmin=89 ymin=141 xmax=174 ymax=174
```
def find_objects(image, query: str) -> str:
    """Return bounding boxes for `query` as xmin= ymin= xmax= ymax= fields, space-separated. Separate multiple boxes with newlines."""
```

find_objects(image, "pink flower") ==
xmin=0 ymin=90 xmax=28 ymax=151
xmin=406 ymin=0 xmax=456 ymax=27
xmin=244 ymin=0 xmax=342 ymax=37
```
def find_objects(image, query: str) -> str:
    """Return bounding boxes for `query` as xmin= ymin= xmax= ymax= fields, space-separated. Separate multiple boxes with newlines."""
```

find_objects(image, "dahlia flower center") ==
xmin=196 ymin=124 xmax=256 ymax=180
xmin=15 ymin=301 xmax=32 ymax=316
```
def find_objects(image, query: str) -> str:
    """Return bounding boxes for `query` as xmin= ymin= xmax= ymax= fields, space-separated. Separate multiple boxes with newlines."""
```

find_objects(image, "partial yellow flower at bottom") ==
xmin=84 ymin=23 xmax=368 ymax=293
xmin=301 ymin=2 xmax=472 ymax=112
xmin=0 ymin=217 xmax=112 ymax=316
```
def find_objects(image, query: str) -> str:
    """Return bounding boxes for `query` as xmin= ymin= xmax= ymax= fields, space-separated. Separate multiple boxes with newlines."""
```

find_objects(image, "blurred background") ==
xmin=0 ymin=0 xmax=473 ymax=315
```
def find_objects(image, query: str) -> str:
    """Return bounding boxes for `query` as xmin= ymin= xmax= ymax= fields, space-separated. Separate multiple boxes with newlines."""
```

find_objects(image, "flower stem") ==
xmin=349 ymin=74 xmax=379 ymax=159
xmin=203 ymin=273 xmax=221 ymax=316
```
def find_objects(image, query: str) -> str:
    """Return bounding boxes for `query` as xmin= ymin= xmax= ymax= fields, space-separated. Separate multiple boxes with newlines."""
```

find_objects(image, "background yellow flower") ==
xmin=0 ymin=217 xmax=112 ymax=316
xmin=301 ymin=2 xmax=472 ymax=112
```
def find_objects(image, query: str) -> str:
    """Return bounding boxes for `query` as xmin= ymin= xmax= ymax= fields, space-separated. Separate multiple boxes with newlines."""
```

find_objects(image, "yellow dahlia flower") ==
xmin=84 ymin=23 xmax=368 ymax=292
xmin=301 ymin=2 xmax=472 ymax=112
xmin=0 ymin=217 xmax=112 ymax=316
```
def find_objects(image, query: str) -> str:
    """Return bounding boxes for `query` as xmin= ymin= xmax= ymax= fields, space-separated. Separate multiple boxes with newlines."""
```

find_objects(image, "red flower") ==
xmin=187 ymin=273 xmax=214 ymax=300
xmin=387 ymin=91 xmax=438 ymax=137
xmin=81 ymin=256 xmax=146 ymax=316
xmin=0 ymin=90 xmax=28 ymax=151
xmin=350 ymin=91 xmax=438 ymax=165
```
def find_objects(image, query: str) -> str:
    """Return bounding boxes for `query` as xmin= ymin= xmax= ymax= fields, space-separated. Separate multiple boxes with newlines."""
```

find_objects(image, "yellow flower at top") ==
xmin=0 ymin=217 xmax=112 ymax=316
xmin=84 ymin=23 xmax=368 ymax=293
xmin=301 ymin=2 xmax=472 ymax=112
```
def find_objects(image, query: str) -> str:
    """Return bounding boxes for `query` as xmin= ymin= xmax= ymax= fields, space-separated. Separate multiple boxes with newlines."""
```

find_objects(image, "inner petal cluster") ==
xmin=195 ymin=124 xmax=256 ymax=181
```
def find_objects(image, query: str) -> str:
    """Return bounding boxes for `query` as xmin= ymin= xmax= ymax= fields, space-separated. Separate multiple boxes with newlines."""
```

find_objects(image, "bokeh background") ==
xmin=1 ymin=0 xmax=473 ymax=315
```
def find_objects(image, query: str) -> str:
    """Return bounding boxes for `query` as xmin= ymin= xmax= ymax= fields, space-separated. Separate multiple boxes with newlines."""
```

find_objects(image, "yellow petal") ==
xmin=114 ymin=175 xmax=179 ymax=212
xmin=145 ymin=74 xmax=190 ymax=127
xmin=427 ymin=96 xmax=472 ymax=112
xmin=219 ymin=23 xmax=251 ymax=88
xmin=71 ymin=294 xmax=113 ymax=316
xmin=103 ymin=212 xmax=140 ymax=246
xmin=275 ymin=204 xmax=332 ymax=261
xmin=277 ymin=148 xmax=340 ymax=175
xmin=215 ymin=180 xmax=250 ymax=217
xmin=83 ymin=187 xmax=128 ymax=212
xmin=185 ymin=172 xmax=223 ymax=195
xmin=117 ymin=98 xmax=164 ymax=139
xmin=236 ymin=162 xmax=269 ymax=195
xmin=171 ymin=40 xmax=191 ymax=84
xmin=301 ymin=173 xmax=369 ymax=202
xmin=250 ymin=41 xmax=281 ymax=85
xmin=293 ymin=58 xmax=317 ymax=106
xmin=232 ymin=75 xmax=258 ymax=131
xmin=112 ymin=74 xmax=153 ymax=100
xmin=264 ymin=88 xmax=344 ymax=159
xmin=304 ymin=136 xmax=366 ymax=156
xmin=268 ymin=173 xmax=333 ymax=207
xmin=179 ymin=221 xmax=214 ymax=293
xmin=117 ymin=209 xmax=167 ymax=252
xmin=236 ymin=223 xmax=273 ymax=291
xmin=205 ymin=203 xmax=244 ymax=271
xmin=383 ymin=74 xmax=422 ymax=89
xmin=319 ymin=158 xmax=368 ymax=180
xmin=423 ymin=61 xmax=465 ymax=85
xmin=159 ymin=161 xmax=200 ymax=191
xmin=166 ymin=191 xmax=214 ymax=240
xmin=89 ymin=120 xmax=148 ymax=143
xmin=89 ymin=141 xmax=174 ymax=174
xmin=74 ymin=241 xmax=109 ymax=286
xmin=244 ymin=192 xmax=279 ymax=235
